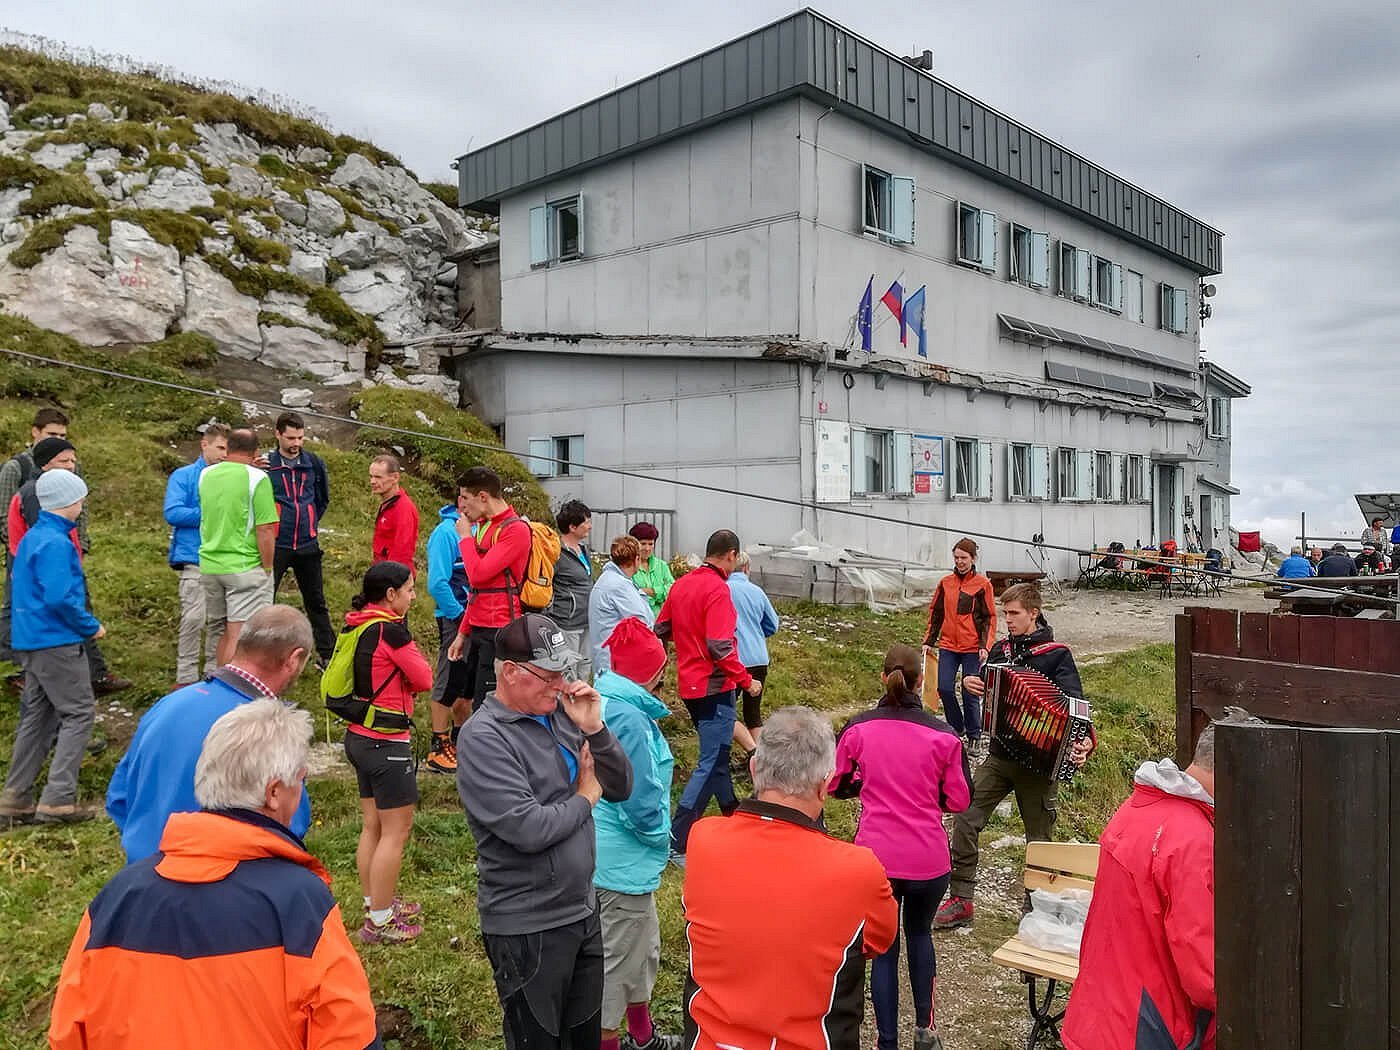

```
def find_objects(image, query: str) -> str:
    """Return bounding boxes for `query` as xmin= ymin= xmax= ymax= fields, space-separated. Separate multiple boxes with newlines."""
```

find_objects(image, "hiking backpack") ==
xmin=319 ymin=611 xmax=412 ymax=732
xmin=476 ymin=516 xmax=562 ymax=613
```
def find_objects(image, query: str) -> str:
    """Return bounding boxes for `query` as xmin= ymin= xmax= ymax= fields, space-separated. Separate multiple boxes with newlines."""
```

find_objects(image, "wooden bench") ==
xmin=991 ymin=841 xmax=1100 ymax=1050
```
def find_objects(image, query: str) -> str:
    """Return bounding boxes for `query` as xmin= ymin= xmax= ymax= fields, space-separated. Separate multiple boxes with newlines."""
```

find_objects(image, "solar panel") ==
xmin=1008 ymin=315 xmax=1197 ymax=376
xmin=1046 ymin=361 xmax=1153 ymax=398
xmin=998 ymin=314 xmax=1042 ymax=339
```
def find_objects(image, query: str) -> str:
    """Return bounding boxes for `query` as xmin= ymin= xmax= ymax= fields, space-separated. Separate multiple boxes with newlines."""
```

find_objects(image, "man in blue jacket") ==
xmin=266 ymin=412 xmax=334 ymax=667
xmin=164 ymin=422 xmax=229 ymax=686
xmin=426 ymin=494 xmax=472 ymax=773
xmin=105 ymin=604 xmax=315 ymax=862
xmin=1276 ymin=546 xmax=1316 ymax=580
xmin=594 ymin=617 xmax=679 ymax=1050
xmin=0 ymin=470 xmax=105 ymax=825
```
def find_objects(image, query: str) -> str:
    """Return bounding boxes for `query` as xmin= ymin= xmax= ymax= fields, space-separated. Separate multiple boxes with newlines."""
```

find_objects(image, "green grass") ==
xmin=0 ymin=316 xmax=1176 ymax=1045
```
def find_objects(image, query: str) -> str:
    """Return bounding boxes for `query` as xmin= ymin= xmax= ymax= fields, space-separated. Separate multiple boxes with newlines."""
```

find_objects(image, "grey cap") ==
xmin=36 ymin=468 xmax=88 ymax=511
xmin=495 ymin=612 xmax=575 ymax=673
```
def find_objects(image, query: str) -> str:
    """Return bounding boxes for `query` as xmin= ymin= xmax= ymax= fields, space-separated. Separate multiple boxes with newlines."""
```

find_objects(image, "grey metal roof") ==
xmin=457 ymin=9 xmax=1223 ymax=275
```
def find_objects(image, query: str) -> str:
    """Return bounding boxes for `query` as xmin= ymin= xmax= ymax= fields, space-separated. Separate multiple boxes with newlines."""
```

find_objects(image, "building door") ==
xmin=1155 ymin=464 xmax=1178 ymax=545
xmin=1199 ymin=494 xmax=1214 ymax=548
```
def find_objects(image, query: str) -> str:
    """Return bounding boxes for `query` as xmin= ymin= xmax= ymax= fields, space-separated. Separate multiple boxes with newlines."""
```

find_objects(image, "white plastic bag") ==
xmin=1016 ymin=888 xmax=1092 ymax=956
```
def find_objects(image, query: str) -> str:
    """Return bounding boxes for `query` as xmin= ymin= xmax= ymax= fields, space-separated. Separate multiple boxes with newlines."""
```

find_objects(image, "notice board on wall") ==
xmin=912 ymin=434 xmax=944 ymax=496
xmin=816 ymin=420 xmax=851 ymax=503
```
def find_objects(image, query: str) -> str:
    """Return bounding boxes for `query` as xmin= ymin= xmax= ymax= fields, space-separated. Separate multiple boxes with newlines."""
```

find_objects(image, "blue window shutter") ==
xmin=1031 ymin=445 xmax=1050 ymax=500
xmin=1030 ymin=232 xmax=1050 ymax=288
xmin=529 ymin=206 xmax=548 ymax=266
xmin=977 ymin=441 xmax=993 ymax=499
xmin=979 ymin=210 xmax=997 ymax=271
xmin=527 ymin=437 xmax=553 ymax=477
xmin=891 ymin=177 xmax=915 ymax=244
xmin=893 ymin=430 xmax=913 ymax=493
xmin=574 ymin=195 xmax=586 ymax=257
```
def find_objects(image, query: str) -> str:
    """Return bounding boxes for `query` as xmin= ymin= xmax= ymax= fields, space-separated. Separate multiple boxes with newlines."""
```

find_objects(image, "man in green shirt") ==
xmin=628 ymin=522 xmax=674 ymax=617
xmin=198 ymin=428 xmax=278 ymax=668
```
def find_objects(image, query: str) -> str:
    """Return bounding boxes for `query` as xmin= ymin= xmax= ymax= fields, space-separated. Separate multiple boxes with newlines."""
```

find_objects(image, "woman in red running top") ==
xmin=341 ymin=561 xmax=434 ymax=946
xmin=830 ymin=645 xmax=972 ymax=1050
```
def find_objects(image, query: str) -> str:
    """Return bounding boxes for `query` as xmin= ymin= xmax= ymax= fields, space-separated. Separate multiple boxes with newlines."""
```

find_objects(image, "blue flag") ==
xmin=858 ymin=276 xmax=873 ymax=352
xmin=905 ymin=285 xmax=927 ymax=357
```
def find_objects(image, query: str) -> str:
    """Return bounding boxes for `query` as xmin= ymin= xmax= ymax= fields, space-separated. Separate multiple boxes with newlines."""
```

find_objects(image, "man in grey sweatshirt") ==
xmin=458 ymin=612 xmax=633 ymax=1050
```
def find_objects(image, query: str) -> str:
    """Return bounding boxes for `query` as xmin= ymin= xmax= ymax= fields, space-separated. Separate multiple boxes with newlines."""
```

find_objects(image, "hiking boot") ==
xmin=0 ymin=792 xmax=35 ymax=825
xmin=93 ymin=674 xmax=132 ymax=696
xmin=914 ymin=1027 xmax=944 ymax=1050
xmin=364 ymin=897 xmax=423 ymax=919
xmin=934 ymin=896 xmax=974 ymax=930
xmin=426 ymin=734 xmax=457 ymax=775
xmin=358 ymin=913 xmax=423 ymax=945
xmin=622 ymin=1033 xmax=683 ymax=1050
xmin=85 ymin=728 xmax=108 ymax=756
xmin=34 ymin=802 xmax=98 ymax=825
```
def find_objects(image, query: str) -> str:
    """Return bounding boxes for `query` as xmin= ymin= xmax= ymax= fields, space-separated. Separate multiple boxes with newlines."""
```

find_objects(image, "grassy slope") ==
xmin=0 ymin=322 xmax=1179 ymax=1048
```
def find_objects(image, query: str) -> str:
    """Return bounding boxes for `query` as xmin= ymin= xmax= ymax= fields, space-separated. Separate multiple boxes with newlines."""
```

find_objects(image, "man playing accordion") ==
xmin=934 ymin=583 xmax=1092 ymax=931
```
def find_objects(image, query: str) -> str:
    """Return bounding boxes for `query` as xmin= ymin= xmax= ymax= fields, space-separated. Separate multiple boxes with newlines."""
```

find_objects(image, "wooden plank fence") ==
xmin=1215 ymin=723 xmax=1398 ymax=1049
xmin=1175 ymin=608 xmax=1400 ymax=766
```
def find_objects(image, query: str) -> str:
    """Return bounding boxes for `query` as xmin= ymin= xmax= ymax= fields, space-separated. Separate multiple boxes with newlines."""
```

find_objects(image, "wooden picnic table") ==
xmin=1075 ymin=549 xmax=1213 ymax=595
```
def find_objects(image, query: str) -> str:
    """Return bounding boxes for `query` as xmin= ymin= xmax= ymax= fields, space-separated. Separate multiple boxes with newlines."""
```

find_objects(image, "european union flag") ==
xmin=858 ymin=276 xmax=873 ymax=352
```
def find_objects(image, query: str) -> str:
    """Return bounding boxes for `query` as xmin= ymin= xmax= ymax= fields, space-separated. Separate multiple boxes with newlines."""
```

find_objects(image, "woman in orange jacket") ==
xmin=921 ymin=538 xmax=997 ymax=754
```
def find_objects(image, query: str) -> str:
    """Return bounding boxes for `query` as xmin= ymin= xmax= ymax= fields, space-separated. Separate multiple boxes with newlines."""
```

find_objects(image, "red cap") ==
xmin=604 ymin=617 xmax=667 ymax=684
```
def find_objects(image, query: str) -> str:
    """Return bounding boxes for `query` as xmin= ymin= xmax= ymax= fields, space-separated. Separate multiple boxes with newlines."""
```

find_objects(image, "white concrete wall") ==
xmin=497 ymin=101 xmax=802 ymax=339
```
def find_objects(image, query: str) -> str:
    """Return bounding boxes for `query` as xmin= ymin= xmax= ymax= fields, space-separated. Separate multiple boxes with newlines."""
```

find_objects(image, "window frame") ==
xmin=1161 ymin=283 xmax=1189 ymax=333
xmin=851 ymin=425 xmax=914 ymax=496
xmin=1094 ymin=451 xmax=1114 ymax=501
xmin=1207 ymin=396 xmax=1230 ymax=439
xmin=1059 ymin=242 xmax=1091 ymax=301
xmin=529 ymin=194 xmax=585 ymax=267
xmin=1009 ymin=225 xmax=1051 ymax=289
xmin=952 ymin=437 xmax=993 ymax=500
xmin=1123 ymin=268 xmax=1145 ymax=323
xmin=1092 ymin=256 xmax=1124 ymax=312
xmin=956 ymin=202 xmax=997 ymax=272
xmin=528 ymin=434 xmax=585 ymax=477
xmin=1057 ymin=447 xmax=1094 ymax=502
xmin=861 ymin=165 xmax=915 ymax=244
xmin=1124 ymin=454 xmax=1147 ymax=503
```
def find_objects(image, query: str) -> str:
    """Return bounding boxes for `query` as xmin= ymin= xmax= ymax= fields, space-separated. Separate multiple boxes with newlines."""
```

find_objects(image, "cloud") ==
xmin=5 ymin=0 xmax=1398 ymax=544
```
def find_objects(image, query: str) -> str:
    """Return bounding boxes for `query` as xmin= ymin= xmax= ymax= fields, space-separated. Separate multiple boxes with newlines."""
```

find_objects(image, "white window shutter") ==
xmin=979 ymin=210 xmax=997 ymax=271
xmin=1076 ymin=450 xmax=1093 ymax=502
xmin=527 ymin=437 xmax=553 ymax=477
xmin=1173 ymin=288 xmax=1188 ymax=333
xmin=1006 ymin=444 xmax=1017 ymax=498
xmin=977 ymin=441 xmax=993 ymax=499
xmin=850 ymin=427 xmax=867 ymax=493
xmin=568 ymin=435 xmax=585 ymax=476
xmin=574 ymin=195 xmax=586 ymax=257
xmin=892 ymin=431 xmax=914 ymax=493
xmin=1111 ymin=453 xmax=1124 ymax=502
xmin=1110 ymin=263 xmax=1123 ymax=312
xmin=1074 ymin=249 xmax=1091 ymax=300
xmin=891 ymin=177 xmax=915 ymax=244
xmin=1030 ymin=232 xmax=1049 ymax=288
xmin=1032 ymin=445 xmax=1050 ymax=500
xmin=529 ymin=206 xmax=548 ymax=266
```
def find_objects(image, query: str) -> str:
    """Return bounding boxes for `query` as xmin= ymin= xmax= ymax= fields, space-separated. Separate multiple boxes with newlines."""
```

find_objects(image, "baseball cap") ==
xmin=496 ymin=613 xmax=575 ymax=673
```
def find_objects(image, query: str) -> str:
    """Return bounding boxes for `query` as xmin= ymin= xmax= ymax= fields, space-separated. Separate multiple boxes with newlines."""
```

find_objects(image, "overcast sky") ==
xmin=7 ymin=0 xmax=1398 ymax=547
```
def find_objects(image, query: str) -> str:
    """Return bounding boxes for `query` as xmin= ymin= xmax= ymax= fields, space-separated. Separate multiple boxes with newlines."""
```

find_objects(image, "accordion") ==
xmin=982 ymin=665 xmax=1093 ymax=781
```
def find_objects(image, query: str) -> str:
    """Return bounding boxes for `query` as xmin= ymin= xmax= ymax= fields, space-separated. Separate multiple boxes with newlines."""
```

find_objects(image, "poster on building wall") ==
xmin=816 ymin=420 xmax=851 ymax=503
xmin=912 ymin=434 xmax=944 ymax=496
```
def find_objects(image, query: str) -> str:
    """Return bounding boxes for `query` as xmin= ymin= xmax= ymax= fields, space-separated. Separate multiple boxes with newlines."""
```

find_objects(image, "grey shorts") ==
xmin=598 ymin=888 xmax=661 ymax=1029
xmin=202 ymin=568 xmax=273 ymax=625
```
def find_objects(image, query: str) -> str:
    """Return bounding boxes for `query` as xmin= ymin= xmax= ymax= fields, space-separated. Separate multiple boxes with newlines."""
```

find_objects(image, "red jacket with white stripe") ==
xmin=654 ymin=562 xmax=752 ymax=699
xmin=1063 ymin=761 xmax=1216 ymax=1050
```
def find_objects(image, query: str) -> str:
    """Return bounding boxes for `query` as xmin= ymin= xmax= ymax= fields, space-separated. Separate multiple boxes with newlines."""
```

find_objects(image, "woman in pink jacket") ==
xmin=831 ymin=644 xmax=972 ymax=1050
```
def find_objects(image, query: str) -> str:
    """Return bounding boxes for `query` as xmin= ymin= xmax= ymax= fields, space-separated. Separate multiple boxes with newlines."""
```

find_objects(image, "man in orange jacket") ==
xmin=50 ymin=699 xmax=382 ymax=1050
xmin=683 ymin=706 xmax=897 ymax=1050
xmin=921 ymin=537 xmax=996 ymax=754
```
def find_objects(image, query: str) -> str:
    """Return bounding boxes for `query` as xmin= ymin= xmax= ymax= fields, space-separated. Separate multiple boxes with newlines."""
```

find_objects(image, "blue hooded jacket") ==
xmin=593 ymin=671 xmax=674 ymax=894
xmin=162 ymin=455 xmax=206 ymax=567
xmin=1276 ymin=554 xmax=1315 ymax=579
xmin=12 ymin=511 xmax=101 ymax=651
xmin=106 ymin=671 xmax=312 ymax=863
xmin=728 ymin=570 xmax=780 ymax=667
xmin=427 ymin=504 xmax=471 ymax=619
xmin=588 ymin=562 xmax=655 ymax=675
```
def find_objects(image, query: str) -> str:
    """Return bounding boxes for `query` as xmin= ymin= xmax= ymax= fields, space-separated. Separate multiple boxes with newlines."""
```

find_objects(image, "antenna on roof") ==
xmin=900 ymin=49 xmax=934 ymax=72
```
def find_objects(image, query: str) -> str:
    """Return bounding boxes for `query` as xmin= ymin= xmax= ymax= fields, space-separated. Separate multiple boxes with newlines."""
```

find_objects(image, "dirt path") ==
xmin=1041 ymin=582 xmax=1273 ymax=658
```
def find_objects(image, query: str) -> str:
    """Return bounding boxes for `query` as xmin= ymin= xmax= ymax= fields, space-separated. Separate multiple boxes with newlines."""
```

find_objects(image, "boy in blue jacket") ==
xmin=425 ymin=497 xmax=473 ymax=773
xmin=0 ymin=470 xmax=105 ymax=825
xmin=163 ymin=422 xmax=229 ymax=686
xmin=594 ymin=617 xmax=680 ymax=1050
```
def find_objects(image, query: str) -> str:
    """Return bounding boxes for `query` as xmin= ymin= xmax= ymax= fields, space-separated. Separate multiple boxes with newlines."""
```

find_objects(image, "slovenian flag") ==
xmin=905 ymin=285 xmax=927 ymax=357
xmin=858 ymin=276 xmax=873 ymax=353
xmin=880 ymin=278 xmax=905 ymax=345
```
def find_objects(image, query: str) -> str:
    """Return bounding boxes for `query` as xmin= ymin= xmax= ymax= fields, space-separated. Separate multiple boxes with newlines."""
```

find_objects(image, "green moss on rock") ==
xmin=16 ymin=172 xmax=105 ymax=216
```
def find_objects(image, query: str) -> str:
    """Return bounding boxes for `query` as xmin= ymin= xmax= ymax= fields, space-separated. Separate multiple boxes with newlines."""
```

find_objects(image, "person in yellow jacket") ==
xmin=921 ymin=538 xmax=997 ymax=755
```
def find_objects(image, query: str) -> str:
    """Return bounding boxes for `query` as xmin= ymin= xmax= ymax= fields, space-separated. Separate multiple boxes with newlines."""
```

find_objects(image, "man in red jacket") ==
xmin=370 ymin=455 xmax=418 ymax=572
xmin=1062 ymin=723 xmax=1221 ymax=1050
xmin=655 ymin=529 xmax=762 ymax=859
xmin=445 ymin=467 xmax=531 ymax=710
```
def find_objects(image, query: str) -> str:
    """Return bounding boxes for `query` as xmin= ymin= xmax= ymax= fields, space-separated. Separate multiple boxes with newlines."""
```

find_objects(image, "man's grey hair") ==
xmin=734 ymin=549 xmax=751 ymax=571
xmin=234 ymin=605 xmax=314 ymax=665
xmin=753 ymin=706 xmax=835 ymax=796
xmin=1192 ymin=706 xmax=1265 ymax=773
xmin=194 ymin=699 xmax=312 ymax=811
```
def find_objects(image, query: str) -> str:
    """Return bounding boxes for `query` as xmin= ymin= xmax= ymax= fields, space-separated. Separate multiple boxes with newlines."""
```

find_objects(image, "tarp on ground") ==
xmin=743 ymin=531 xmax=940 ymax=612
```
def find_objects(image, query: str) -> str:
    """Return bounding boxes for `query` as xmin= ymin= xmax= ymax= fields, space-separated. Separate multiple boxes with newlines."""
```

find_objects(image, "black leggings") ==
xmin=871 ymin=874 xmax=951 ymax=1047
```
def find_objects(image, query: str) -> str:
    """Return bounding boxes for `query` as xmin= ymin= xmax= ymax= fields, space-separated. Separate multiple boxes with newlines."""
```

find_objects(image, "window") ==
xmin=1092 ymin=256 xmax=1124 ymax=312
xmin=1057 ymin=448 xmax=1093 ymax=502
xmin=1008 ymin=442 xmax=1050 ymax=500
xmin=861 ymin=165 xmax=915 ymax=243
xmin=956 ymin=202 xmax=997 ymax=272
xmin=1094 ymin=452 xmax=1115 ymax=500
xmin=952 ymin=438 xmax=993 ymax=499
xmin=1009 ymin=225 xmax=1051 ymax=289
xmin=1123 ymin=269 xmax=1145 ymax=323
xmin=851 ymin=427 xmax=913 ymax=495
xmin=1208 ymin=396 xmax=1230 ymax=439
xmin=1059 ymin=242 xmax=1091 ymax=301
xmin=527 ymin=434 xmax=585 ymax=477
xmin=528 ymin=195 xmax=585 ymax=266
xmin=1161 ymin=283 xmax=1188 ymax=333
xmin=1124 ymin=454 xmax=1147 ymax=502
